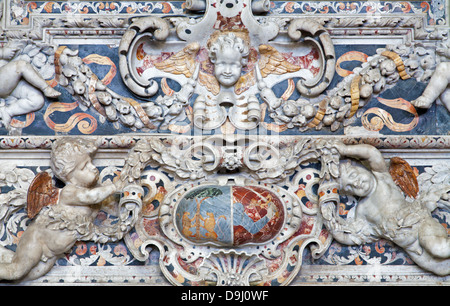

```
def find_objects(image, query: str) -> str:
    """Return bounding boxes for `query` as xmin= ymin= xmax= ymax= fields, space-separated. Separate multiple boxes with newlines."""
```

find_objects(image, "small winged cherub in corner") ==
xmin=0 ymin=43 xmax=61 ymax=128
xmin=0 ymin=137 xmax=117 ymax=281
xmin=411 ymin=43 xmax=450 ymax=113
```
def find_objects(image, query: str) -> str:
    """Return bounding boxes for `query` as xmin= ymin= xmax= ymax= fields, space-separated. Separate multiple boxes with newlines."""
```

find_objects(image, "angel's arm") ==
xmin=175 ymin=63 xmax=199 ymax=104
xmin=335 ymin=142 xmax=387 ymax=173
xmin=61 ymin=183 xmax=116 ymax=206
xmin=321 ymin=201 xmax=375 ymax=245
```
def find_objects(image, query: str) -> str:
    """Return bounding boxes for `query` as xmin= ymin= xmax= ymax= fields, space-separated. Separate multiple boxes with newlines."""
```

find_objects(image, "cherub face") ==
xmin=339 ymin=164 xmax=376 ymax=197
xmin=67 ymin=154 xmax=99 ymax=188
xmin=213 ymin=47 xmax=243 ymax=87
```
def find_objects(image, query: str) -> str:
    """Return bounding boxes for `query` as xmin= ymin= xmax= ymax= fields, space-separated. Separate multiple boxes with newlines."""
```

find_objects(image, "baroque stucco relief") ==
xmin=0 ymin=0 xmax=448 ymax=285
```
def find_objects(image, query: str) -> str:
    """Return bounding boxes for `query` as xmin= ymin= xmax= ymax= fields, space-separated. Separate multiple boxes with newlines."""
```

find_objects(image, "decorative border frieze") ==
xmin=1 ymin=1 xmax=447 ymax=43
xmin=292 ymin=265 xmax=450 ymax=285
xmin=0 ymin=135 xmax=447 ymax=150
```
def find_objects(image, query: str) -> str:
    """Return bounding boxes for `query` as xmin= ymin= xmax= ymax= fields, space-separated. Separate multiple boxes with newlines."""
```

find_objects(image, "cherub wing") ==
xmin=389 ymin=157 xmax=419 ymax=199
xmin=199 ymin=70 xmax=220 ymax=96
xmin=154 ymin=42 xmax=201 ymax=78
xmin=27 ymin=172 xmax=59 ymax=219
xmin=234 ymin=48 xmax=259 ymax=95
xmin=235 ymin=70 xmax=256 ymax=95
xmin=258 ymin=44 xmax=302 ymax=78
xmin=193 ymin=48 xmax=221 ymax=96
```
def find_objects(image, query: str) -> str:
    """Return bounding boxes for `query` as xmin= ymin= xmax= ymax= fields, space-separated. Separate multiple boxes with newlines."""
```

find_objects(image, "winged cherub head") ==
xmin=208 ymin=32 xmax=249 ymax=88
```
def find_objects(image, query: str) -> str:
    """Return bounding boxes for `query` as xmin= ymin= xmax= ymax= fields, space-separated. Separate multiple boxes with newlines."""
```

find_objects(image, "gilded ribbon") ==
xmin=336 ymin=51 xmax=368 ymax=78
xmin=362 ymin=97 xmax=419 ymax=132
xmin=82 ymin=54 xmax=117 ymax=85
xmin=44 ymin=102 xmax=97 ymax=134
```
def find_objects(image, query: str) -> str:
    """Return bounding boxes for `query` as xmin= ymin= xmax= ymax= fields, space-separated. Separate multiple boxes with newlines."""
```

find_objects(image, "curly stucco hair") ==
xmin=50 ymin=137 xmax=98 ymax=182
xmin=208 ymin=32 xmax=250 ymax=66
xmin=338 ymin=159 xmax=374 ymax=194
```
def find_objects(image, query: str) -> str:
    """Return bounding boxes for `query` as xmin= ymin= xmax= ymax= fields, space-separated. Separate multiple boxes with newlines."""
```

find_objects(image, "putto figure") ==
xmin=0 ymin=138 xmax=117 ymax=281
xmin=411 ymin=61 xmax=450 ymax=113
xmin=321 ymin=142 xmax=450 ymax=276
xmin=0 ymin=44 xmax=61 ymax=128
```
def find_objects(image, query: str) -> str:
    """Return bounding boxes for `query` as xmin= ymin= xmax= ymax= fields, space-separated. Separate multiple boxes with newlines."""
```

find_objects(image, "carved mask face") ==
xmin=213 ymin=47 xmax=243 ymax=87
xmin=339 ymin=164 xmax=376 ymax=197
xmin=67 ymin=154 xmax=99 ymax=188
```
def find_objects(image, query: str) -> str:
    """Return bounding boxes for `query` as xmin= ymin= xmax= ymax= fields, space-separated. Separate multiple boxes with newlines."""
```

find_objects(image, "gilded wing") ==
xmin=199 ymin=70 xmax=220 ymax=96
xmin=234 ymin=48 xmax=259 ymax=95
xmin=389 ymin=157 xmax=419 ymax=198
xmin=258 ymin=45 xmax=302 ymax=78
xmin=27 ymin=172 xmax=59 ymax=219
xmin=235 ymin=70 xmax=255 ymax=95
xmin=154 ymin=42 xmax=200 ymax=78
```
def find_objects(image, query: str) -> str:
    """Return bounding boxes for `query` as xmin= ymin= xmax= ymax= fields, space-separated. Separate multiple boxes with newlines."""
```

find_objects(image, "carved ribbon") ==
xmin=43 ymin=102 xmax=98 ymax=134
xmin=362 ymin=97 xmax=419 ymax=132
xmin=336 ymin=51 xmax=369 ymax=78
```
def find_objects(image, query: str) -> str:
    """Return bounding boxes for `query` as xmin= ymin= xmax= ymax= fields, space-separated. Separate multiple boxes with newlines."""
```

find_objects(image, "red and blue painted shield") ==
xmin=175 ymin=185 xmax=285 ymax=246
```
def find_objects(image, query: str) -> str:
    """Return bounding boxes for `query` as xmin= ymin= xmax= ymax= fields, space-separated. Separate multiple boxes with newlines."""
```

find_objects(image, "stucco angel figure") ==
xmin=322 ymin=142 xmax=450 ymax=276
xmin=411 ymin=61 xmax=450 ymax=113
xmin=0 ymin=43 xmax=61 ymax=128
xmin=0 ymin=138 xmax=117 ymax=281
xmin=410 ymin=42 xmax=450 ymax=112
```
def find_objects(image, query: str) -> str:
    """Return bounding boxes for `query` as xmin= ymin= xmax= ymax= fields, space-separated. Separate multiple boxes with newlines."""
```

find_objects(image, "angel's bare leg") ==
xmin=439 ymin=87 xmax=450 ymax=112
xmin=0 ymin=223 xmax=56 ymax=280
xmin=418 ymin=217 xmax=450 ymax=259
xmin=407 ymin=248 xmax=450 ymax=276
xmin=0 ymin=240 xmax=42 ymax=280
xmin=0 ymin=60 xmax=60 ymax=98
xmin=22 ymin=257 xmax=57 ymax=281
xmin=0 ymin=245 xmax=14 ymax=263
xmin=412 ymin=62 xmax=450 ymax=109
xmin=0 ymin=83 xmax=45 ymax=127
